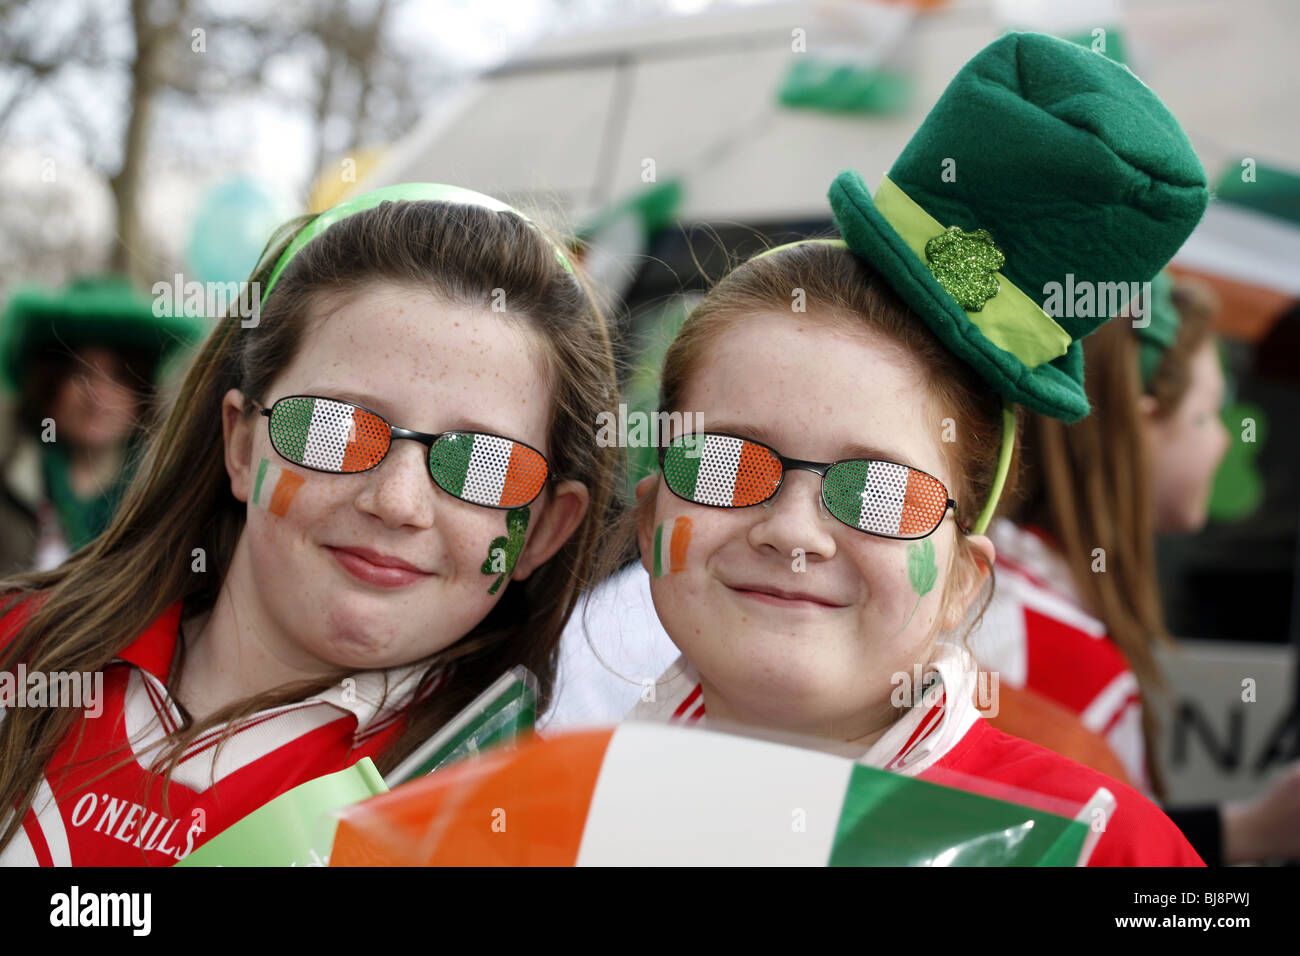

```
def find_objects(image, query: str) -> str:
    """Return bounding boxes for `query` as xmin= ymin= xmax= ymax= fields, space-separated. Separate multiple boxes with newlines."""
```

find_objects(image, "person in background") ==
xmin=971 ymin=270 xmax=1300 ymax=864
xmin=0 ymin=276 xmax=202 ymax=574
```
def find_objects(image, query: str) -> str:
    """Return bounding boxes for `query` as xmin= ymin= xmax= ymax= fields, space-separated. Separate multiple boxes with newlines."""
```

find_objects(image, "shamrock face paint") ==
xmin=253 ymin=457 xmax=305 ymax=517
xmin=652 ymin=516 xmax=692 ymax=577
xmin=482 ymin=506 xmax=530 ymax=595
xmin=902 ymin=538 xmax=938 ymax=629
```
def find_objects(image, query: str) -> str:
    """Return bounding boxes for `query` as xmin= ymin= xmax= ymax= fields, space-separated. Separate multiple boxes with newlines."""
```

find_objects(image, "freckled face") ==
xmin=643 ymin=312 xmax=967 ymax=739
xmin=239 ymin=283 xmax=554 ymax=671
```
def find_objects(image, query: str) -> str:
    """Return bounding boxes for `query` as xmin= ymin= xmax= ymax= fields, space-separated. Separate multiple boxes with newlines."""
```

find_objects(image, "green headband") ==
xmin=743 ymin=238 xmax=1014 ymax=535
xmin=1132 ymin=269 xmax=1178 ymax=391
xmin=259 ymin=182 xmax=574 ymax=306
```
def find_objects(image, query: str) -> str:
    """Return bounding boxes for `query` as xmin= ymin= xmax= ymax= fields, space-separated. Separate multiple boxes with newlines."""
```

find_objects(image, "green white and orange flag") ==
xmin=427 ymin=432 xmax=547 ymax=508
xmin=253 ymin=458 xmax=305 ymax=517
xmin=268 ymin=397 xmax=390 ymax=473
xmin=822 ymin=459 xmax=949 ymax=536
xmin=667 ymin=434 xmax=782 ymax=507
xmin=330 ymin=723 xmax=1095 ymax=866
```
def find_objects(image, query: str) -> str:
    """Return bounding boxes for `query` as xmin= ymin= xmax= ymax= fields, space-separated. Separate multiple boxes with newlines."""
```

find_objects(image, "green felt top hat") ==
xmin=829 ymin=31 xmax=1209 ymax=424
xmin=0 ymin=275 xmax=205 ymax=394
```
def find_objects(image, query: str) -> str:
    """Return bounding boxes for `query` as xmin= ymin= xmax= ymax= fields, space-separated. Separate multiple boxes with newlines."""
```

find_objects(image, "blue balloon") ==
xmin=186 ymin=177 xmax=286 ymax=285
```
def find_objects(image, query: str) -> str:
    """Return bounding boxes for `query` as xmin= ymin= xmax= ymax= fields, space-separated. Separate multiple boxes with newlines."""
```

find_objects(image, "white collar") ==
xmin=627 ymin=640 xmax=983 ymax=777
xmin=307 ymin=663 xmax=439 ymax=736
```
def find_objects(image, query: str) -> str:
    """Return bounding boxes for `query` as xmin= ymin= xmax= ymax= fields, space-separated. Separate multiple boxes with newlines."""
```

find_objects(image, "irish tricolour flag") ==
xmin=269 ymin=397 xmax=389 ymax=473
xmin=428 ymin=432 xmax=547 ymax=508
xmin=253 ymin=459 xmax=305 ymax=517
xmin=823 ymin=460 xmax=949 ymax=536
xmin=668 ymin=434 xmax=782 ymax=507
xmin=330 ymin=724 xmax=1095 ymax=866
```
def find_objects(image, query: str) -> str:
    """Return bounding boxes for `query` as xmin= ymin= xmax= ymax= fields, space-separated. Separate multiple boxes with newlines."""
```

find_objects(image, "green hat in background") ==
xmin=1133 ymin=268 xmax=1179 ymax=390
xmin=829 ymin=31 xmax=1209 ymax=425
xmin=0 ymin=275 xmax=205 ymax=394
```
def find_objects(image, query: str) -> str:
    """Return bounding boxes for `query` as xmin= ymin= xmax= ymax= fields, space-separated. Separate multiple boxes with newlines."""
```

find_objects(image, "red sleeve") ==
xmin=0 ymin=592 xmax=40 ymax=658
xmin=1085 ymin=782 xmax=1206 ymax=866
xmin=928 ymin=718 xmax=1204 ymax=866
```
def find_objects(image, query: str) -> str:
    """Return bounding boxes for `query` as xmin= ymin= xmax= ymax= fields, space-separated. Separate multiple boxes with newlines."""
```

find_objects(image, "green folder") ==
xmin=175 ymin=758 xmax=388 ymax=867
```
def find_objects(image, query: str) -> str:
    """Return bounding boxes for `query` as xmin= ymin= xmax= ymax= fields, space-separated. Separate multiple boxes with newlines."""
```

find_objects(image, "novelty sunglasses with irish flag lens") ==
xmin=659 ymin=432 xmax=964 ymax=540
xmin=257 ymin=395 xmax=551 ymax=509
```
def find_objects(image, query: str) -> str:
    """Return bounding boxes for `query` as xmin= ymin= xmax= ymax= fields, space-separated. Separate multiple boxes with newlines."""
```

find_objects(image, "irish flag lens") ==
xmin=428 ymin=433 xmax=548 ymax=508
xmin=823 ymin=460 xmax=948 ymax=537
xmin=269 ymin=397 xmax=389 ymax=473
xmin=662 ymin=434 xmax=782 ymax=507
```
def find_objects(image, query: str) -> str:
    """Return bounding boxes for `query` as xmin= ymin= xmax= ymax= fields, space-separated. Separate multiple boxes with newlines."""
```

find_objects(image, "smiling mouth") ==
xmin=724 ymin=583 xmax=847 ymax=610
xmin=327 ymin=546 xmax=433 ymax=589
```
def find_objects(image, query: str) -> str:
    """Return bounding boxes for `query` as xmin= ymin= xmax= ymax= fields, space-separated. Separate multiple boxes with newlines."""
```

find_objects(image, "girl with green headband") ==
xmin=556 ymin=32 xmax=1210 ymax=864
xmin=0 ymin=184 xmax=618 ymax=865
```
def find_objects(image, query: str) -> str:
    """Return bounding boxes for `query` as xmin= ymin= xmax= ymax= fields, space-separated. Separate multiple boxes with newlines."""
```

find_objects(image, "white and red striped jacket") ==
xmin=969 ymin=518 xmax=1149 ymax=794
xmin=0 ymin=598 xmax=439 ymax=866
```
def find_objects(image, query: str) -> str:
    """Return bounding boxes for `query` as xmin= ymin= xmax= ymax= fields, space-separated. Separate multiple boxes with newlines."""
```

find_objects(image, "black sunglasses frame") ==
xmin=253 ymin=394 xmax=556 ymax=510
xmin=657 ymin=430 xmax=968 ymax=539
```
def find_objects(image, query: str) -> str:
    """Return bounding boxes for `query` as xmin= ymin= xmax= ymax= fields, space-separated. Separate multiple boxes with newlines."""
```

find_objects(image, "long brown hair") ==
xmin=1011 ymin=276 xmax=1219 ymax=800
xmin=595 ymin=240 xmax=1020 ymax=654
xmin=0 ymin=199 xmax=617 ymax=854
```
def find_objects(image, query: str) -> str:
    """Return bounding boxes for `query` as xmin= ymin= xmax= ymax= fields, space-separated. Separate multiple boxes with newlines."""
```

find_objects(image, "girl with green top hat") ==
xmin=0 ymin=277 xmax=202 ymax=575
xmin=0 ymin=184 xmax=619 ymax=864
xmin=595 ymin=31 xmax=1211 ymax=863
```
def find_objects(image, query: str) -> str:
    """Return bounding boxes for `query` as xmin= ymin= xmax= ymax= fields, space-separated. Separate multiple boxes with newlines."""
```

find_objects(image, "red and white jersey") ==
xmin=969 ymin=518 xmax=1149 ymax=794
xmin=0 ymin=598 xmax=439 ymax=866
xmin=630 ymin=641 xmax=984 ymax=776
xmin=630 ymin=641 xmax=1202 ymax=866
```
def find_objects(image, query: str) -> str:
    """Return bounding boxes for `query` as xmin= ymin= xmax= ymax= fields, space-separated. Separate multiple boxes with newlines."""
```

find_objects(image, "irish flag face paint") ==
xmin=253 ymin=457 xmax=305 ymax=517
xmin=652 ymin=516 xmax=693 ymax=577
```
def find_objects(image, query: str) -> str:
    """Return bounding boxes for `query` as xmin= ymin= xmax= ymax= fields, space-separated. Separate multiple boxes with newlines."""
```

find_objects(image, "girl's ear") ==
xmin=939 ymin=533 xmax=995 ymax=631
xmin=634 ymin=474 xmax=659 ymax=576
xmin=511 ymin=480 xmax=589 ymax=581
xmin=223 ymin=389 xmax=256 ymax=503
xmin=1137 ymin=392 xmax=1160 ymax=423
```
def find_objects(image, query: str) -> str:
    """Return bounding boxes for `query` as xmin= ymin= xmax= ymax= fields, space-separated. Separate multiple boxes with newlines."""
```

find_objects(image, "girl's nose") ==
xmin=747 ymin=470 xmax=838 ymax=561
xmin=357 ymin=440 xmax=438 ymax=529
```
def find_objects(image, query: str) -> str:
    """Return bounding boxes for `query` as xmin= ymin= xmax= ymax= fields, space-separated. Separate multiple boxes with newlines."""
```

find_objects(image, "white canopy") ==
xmin=360 ymin=0 xmax=1298 ymax=245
